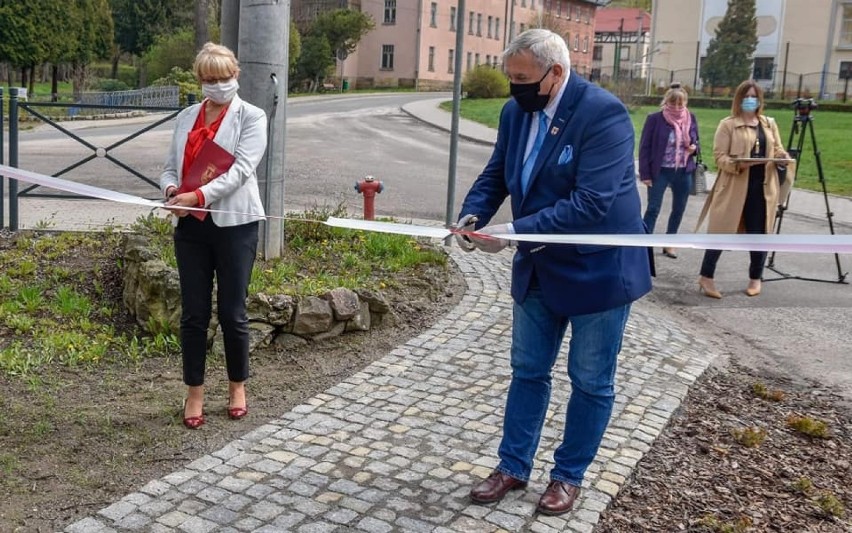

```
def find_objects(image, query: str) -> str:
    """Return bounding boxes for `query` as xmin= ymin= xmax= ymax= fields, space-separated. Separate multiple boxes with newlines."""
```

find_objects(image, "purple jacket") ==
xmin=638 ymin=111 xmax=699 ymax=181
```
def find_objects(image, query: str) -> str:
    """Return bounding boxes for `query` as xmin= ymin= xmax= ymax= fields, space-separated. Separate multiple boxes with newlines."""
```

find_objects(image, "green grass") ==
xmin=133 ymin=207 xmax=447 ymax=298
xmin=1 ymin=211 xmax=447 ymax=379
xmin=444 ymin=98 xmax=852 ymax=196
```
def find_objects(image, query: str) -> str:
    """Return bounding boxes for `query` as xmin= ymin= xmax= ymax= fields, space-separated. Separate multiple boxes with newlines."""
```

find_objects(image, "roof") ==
xmin=595 ymin=7 xmax=651 ymax=33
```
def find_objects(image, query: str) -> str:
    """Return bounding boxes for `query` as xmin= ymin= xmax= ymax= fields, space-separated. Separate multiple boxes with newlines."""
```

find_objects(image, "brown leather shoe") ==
xmin=469 ymin=470 xmax=527 ymax=504
xmin=536 ymin=481 xmax=581 ymax=516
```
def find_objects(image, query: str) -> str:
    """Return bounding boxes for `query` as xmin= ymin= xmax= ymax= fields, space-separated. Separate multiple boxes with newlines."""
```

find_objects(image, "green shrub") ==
xmin=143 ymin=28 xmax=196 ymax=84
xmin=90 ymin=62 xmax=138 ymax=89
xmin=463 ymin=65 xmax=509 ymax=99
xmin=151 ymin=67 xmax=200 ymax=106
xmin=90 ymin=78 xmax=131 ymax=92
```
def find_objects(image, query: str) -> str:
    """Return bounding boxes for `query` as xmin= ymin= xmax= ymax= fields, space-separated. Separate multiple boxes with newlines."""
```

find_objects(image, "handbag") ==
xmin=691 ymin=151 xmax=708 ymax=196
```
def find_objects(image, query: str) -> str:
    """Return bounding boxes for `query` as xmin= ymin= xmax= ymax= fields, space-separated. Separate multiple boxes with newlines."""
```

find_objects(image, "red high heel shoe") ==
xmin=227 ymin=397 xmax=248 ymax=420
xmin=182 ymin=399 xmax=205 ymax=429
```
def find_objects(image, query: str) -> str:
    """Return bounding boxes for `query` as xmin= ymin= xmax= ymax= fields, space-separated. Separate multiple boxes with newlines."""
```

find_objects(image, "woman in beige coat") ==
xmin=696 ymin=80 xmax=794 ymax=298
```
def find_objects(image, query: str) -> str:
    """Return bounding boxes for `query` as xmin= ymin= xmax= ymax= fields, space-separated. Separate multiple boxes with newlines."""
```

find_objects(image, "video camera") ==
xmin=792 ymin=97 xmax=818 ymax=115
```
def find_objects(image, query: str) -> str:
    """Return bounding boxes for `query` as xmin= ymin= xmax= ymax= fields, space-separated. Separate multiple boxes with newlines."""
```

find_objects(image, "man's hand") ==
xmin=469 ymin=223 xmax=514 ymax=254
xmin=452 ymin=214 xmax=479 ymax=252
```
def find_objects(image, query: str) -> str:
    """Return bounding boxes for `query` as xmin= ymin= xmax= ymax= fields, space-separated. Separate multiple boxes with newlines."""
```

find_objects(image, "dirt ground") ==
xmin=0 ymin=237 xmax=466 ymax=532
xmin=2 ymin=231 xmax=851 ymax=533
xmin=597 ymin=362 xmax=852 ymax=532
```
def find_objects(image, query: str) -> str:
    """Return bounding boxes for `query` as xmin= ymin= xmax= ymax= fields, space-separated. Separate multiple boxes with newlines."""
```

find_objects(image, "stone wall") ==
xmin=121 ymin=235 xmax=392 ymax=354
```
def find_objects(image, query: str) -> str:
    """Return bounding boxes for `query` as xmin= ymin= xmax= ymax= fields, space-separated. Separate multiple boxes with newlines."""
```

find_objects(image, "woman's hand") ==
xmin=164 ymin=191 xmax=199 ymax=218
xmin=641 ymin=179 xmax=652 ymax=187
xmin=686 ymin=144 xmax=697 ymax=154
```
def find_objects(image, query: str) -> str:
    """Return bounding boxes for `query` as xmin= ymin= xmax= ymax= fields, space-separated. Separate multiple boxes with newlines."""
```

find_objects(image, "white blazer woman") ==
xmin=160 ymin=93 xmax=267 ymax=227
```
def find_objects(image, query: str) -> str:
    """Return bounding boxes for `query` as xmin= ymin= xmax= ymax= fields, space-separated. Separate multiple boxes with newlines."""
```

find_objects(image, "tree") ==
xmin=289 ymin=21 xmax=302 ymax=76
xmin=310 ymin=9 xmax=374 ymax=59
xmin=195 ymin=0 xmax=210 ymax=52
xmin=296 ymin=33 xmax=334 ymax=92
xmin=109 ymin=0 xmax=192 ymax=78
xmin=701 ymin=0 xmax=758 ymax=93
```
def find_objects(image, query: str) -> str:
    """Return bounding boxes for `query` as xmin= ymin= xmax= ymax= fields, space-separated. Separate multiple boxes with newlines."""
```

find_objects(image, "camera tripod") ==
xmin=766 ymin=101 xmax=848 ymax=284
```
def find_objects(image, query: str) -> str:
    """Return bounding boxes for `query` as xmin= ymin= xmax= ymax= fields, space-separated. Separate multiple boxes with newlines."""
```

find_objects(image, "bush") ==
xmin=90 ymin=62 xmax=138 ymax=89
xmin=463 ymin=65 xmax=509 ymax=99
xmin=89 ymin=78 xmax=131 ymax=92
xmin=143 ymin=29 xmax=196 ymax=84
xmin=151 ymin=67 xmax=200 ymax=106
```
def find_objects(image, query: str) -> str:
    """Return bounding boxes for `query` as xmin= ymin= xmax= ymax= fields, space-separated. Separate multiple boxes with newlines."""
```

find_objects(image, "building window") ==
xmin=519 ymin=23 xmax=526 ymax=33
xmin=469 ymin=11 xmax=474 ymax=35
xmin=430 ymin=2 xmax=437 ymax=27
xmin=448 ymin=49 xmax=455 ymax=73
xmin=593 ymin=45 xmax=603 ymax=61
xmin=486 ymin=54 xmax=491 ymax=66
xmin=487 ymin=16 xmax=493 ymax=38
xmin=495 ymin=17 xmax=500 ymax=40
xmin=428 ymin=46 xmax=435 ymax=71
xmin=753 ymin=57 xmax=774 ymax=80
xmin=467 ymin=51 xmax=472 ymax=71
xmin=477 ymin=13 xmax=482 ymax=36
xmin=381 ymin=44 xmax=394 ymax=69
xmin=620 ymin=45 xmax=630 ymax=61
xmin=840 ymin=61 xmax=852 ymax=79
xmin=475 ymin=53 xmax=480 ymax=66
xmin=384 ymin=0 xmax=396 ymax=24
xmin=574 ymin=34 xmax=580 ymax=51
xmin=567 ymin=3 xmax=572 ymax=20
xmin=450 ymin=6 xmax=457 ymax=31
xmin=557 ymin=0 xmax=562 ymax=17
xmin=842 ymin=6 xmax=852 ymax=45
xmin=522 ymin=0 xmax=526 ymax=6
xmin=531 ymin=0 xmax=536 ymax=9
xmin=544 ymin=0 xmax=552 ymax=14
xmin=583 ymin=36 xmax=589 ymax=53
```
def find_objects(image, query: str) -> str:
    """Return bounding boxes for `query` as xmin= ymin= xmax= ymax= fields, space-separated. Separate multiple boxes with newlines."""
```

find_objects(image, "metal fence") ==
xmin=71 ymin=86 xmax=180 ymax=116
xmin=1 ymin=86 xmax=189 ymax=230
xmin=588 ymin=66 xmax=852 ymax=102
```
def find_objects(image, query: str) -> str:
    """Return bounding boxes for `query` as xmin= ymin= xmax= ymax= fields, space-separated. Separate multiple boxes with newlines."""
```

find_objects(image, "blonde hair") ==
xmin=661 ymin=85 xmax=688 ymax=107
xmin=193 ymin=42 xmax=239 ymax=80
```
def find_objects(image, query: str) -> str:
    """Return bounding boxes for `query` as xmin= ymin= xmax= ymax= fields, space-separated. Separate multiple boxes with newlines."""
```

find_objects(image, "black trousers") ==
xmin=700 ymin=174 xmax=768 ymax=281
xmin=174 ymin=216 xmax=259 ymax=386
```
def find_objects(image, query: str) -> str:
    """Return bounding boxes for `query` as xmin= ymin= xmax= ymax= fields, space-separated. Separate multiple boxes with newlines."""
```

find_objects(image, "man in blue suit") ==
xmin=456 ymin=29 xmax=652 ymax=516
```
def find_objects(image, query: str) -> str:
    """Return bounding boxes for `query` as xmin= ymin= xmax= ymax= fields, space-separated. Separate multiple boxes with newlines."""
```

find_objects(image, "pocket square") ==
xmin=558 ymin=145 xmax=574 ymax=165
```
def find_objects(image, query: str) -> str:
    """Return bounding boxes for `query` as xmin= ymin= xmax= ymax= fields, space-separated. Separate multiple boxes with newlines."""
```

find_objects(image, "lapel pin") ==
xmin=550 ymin=126 xmax=560 ymax=135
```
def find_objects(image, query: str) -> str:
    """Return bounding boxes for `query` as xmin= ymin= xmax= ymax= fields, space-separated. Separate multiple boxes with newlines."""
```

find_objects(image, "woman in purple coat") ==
xmin=638 ymin=84 xmax=699 ymax=258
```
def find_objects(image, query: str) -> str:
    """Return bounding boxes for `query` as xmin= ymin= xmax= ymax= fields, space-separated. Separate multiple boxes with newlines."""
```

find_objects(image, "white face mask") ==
xmin=202 ymin=79 xmax=239 ymax=104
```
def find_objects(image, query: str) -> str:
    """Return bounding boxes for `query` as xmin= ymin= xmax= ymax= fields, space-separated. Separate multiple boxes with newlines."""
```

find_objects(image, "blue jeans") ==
xmin=496 ymin=287 xmax=632 ymax=486
xmin=642 ymin=167 xmax=691 ymax=234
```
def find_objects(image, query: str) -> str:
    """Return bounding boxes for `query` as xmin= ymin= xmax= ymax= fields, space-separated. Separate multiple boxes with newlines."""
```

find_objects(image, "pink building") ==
xmin=295 ymin=0 xmax=603 ymax=90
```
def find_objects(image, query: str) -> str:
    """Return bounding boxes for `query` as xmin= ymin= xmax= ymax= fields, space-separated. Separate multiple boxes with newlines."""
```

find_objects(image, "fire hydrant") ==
xmin=354 ymin=175 xmax=384 ymax=220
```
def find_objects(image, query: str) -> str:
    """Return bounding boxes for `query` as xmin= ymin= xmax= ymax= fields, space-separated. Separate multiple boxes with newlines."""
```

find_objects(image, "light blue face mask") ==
xmin=741 ymin=96 xmax=759 ymax=112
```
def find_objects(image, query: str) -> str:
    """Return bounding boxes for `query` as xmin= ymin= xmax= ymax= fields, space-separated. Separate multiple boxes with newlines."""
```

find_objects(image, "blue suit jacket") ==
xmin=460 ymin=73 xmax=652 ymax=316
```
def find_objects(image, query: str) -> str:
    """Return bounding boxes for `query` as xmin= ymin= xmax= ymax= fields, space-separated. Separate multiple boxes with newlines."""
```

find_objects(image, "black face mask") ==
xmin=510 ymin=67 xmax=553 ymax=113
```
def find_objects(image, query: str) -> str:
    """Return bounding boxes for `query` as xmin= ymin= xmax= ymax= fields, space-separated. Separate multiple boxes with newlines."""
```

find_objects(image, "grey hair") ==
xmin=502 ymin=29 xmax=571 ymax=72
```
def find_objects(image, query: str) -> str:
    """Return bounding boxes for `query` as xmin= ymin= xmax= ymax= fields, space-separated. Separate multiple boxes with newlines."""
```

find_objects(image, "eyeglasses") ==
xmin=200 ymin=75 xmax=235 ymax=84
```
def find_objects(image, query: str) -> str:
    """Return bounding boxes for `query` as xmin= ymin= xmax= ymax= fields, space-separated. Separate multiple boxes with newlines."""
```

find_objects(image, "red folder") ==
xmin=179 ymin=138 xmax=236 ymax=220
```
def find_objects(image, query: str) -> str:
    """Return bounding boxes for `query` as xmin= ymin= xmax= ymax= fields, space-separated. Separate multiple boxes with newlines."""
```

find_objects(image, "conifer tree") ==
xmin=701 ymin=0 xmax=758 ymax=93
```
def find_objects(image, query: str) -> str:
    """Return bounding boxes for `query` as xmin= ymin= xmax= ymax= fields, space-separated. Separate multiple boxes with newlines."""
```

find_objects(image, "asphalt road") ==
xmin=13 ymin=93 xmax=507 ymax=222
xmin=10 ymin=92 xmax=852 ymax=407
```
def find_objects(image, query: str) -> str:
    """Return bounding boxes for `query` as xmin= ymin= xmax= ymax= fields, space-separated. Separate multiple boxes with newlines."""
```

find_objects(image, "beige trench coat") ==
xmin=696 ymin=114 xmax=795 ymax=234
